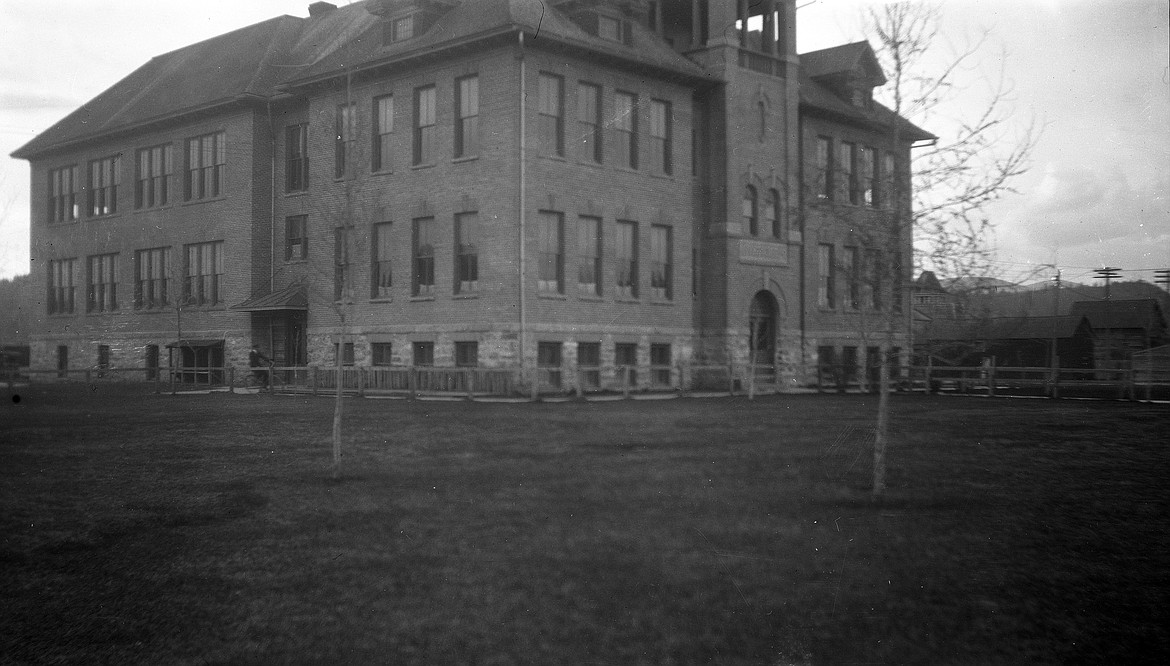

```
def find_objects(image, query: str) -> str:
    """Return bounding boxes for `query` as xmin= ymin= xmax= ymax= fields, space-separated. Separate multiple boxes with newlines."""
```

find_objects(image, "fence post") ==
xmin=728 ymin=363 xmax=735 ymax=396
xmin=622 ymin=366 xmax=631 ymax=400
xmin=467 ymin=369 xmax=475 ymax=401
xmin=358 ymin=367 xmax=366 ymax=397
xmin=678 ymin=361 xmax=688 ymax=398
xmin=409 ymin=367 xmax=418 ymax=400
xmin=530 ymin=367 xmax=539 ymax=402
xmin=311 ymin=366 xmax=319 ymax=396
xmin=575 ymin=368 xmax=584 ymax=401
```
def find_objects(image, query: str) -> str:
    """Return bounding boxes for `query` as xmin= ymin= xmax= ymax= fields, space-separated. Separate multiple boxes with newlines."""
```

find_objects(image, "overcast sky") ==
xmin=2 ymin=0 xmax=1167 ymax=287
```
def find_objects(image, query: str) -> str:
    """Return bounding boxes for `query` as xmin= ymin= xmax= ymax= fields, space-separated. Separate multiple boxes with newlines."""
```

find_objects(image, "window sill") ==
xmin=181 ymin=195 xmax=227 ymax=207
xmin=284 ymin=190 xmax=309 ymax=197
xmin=452 ymin=155 xmax=479 ymax=164
xmin=284 ymin=258 xmax=308 ymax=265
xmin=578 ymin=294 xmax=604 ymax=302
xmin=615 ymin=297 xmax=641 ymax=304
xmin=86 ymin=213 xmax=121 ymax=221
xmin=133 ymin=308 xmax=171 ymax=315
xmin=411 ymin=163 xmax=436 ymax=171
xmin=410 ymin=295 xmax=435 ymax=302
xmin=131 ymin=204 xmax=174 ymax=214
xmin=537 ymin=292 xmax=567 ymax=300
xmin=453 ymin=293 xmax=479 ymax=300
xmin=370 ymin=169 xmax=394 ymax=177
xmin=370 ymin=297 xmax=394 ymax=304
xmin=614 ymin=165 xmax=641 ymax=175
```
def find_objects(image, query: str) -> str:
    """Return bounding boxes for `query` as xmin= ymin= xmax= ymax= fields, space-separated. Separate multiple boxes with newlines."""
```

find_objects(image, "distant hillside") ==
xmin=0 ymin=274 xmax=34 ymax=345
xmin=964 ymin=280 xmax=1170 ymax=319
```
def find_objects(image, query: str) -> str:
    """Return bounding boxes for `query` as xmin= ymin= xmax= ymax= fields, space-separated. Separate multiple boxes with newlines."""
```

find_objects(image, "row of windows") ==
xmin=340 ymin=339 xmax=673 ymax=389
xmin=46 ymin=241 xmax=224 ymax=315
xmin=813 ymin=135 xmax=897 ymax=208
xmin=324 ymin=213 xmax=675 ymax=302
xmin=816 ymin=242 xmax=903 ymax=313
xmin=47 ymin=132 xmax=225 ymax=223
xmin=537 ymin=73 xmax=674 ymax=174
xmin=285 ymin=74 xmax=679 ymax=192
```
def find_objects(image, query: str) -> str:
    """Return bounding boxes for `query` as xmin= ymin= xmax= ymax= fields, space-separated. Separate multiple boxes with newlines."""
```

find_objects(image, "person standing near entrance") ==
xmin=249 ymin=345 xmax=272 ymax=388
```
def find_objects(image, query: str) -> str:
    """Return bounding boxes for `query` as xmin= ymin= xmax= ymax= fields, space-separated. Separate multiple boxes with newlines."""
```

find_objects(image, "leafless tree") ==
xmin=866 ymin=2 xmax=1040 ymax=283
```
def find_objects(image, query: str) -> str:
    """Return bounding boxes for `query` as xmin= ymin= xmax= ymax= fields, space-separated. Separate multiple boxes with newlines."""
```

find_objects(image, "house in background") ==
xmin=12 ymin=0 xmax=928 ymax=388
xmin=1069 ymin=299 xmax=1168 ymax=368
xmin=916 ymin=315 xmax=1096 ymax=369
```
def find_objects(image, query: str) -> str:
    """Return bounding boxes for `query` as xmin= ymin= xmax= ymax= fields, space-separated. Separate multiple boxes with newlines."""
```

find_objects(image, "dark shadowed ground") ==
xmin=2 ymin=384 xmax=1167 ymax=664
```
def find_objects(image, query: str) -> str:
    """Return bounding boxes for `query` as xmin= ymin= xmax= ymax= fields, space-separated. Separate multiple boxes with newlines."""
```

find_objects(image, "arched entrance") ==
xmin=748 ymin=290 xmax=779 ymax=368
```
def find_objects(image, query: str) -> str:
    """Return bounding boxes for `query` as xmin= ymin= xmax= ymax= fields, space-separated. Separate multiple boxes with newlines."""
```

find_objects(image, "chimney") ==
xmin=308 ymin=2 xmax=337 ymax=17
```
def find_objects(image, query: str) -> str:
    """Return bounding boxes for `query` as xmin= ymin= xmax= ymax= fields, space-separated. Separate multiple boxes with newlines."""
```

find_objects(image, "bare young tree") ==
xmin=866 ymin=2 xmax=1040 ymax=282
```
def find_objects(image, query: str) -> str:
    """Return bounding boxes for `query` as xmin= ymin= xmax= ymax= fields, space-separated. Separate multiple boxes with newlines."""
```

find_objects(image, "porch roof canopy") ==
xmin=232 ymin=285 xmax=308 ymax=312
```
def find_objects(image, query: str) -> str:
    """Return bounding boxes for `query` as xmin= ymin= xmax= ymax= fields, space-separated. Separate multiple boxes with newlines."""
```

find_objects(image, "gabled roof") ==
xmin=922 ymin=316 xmax=1090 ymax=342
xmin=802 ymin=41 xmax=886 ymax=86
xmin=12 ymin=0 xmax=707 ymax=160
xmin=1069 ymin=299 xmax=1167 ymax=331
xmin=12 ymin=16 xmax=306 ymax=159
xmin=798 ymin=42 xmax=933 ymax=143
xmin=286 ymin=0 xmax=707 ymax=87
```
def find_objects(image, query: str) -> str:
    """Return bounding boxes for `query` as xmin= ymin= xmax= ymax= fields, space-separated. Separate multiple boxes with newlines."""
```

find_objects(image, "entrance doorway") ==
xmin=269 ymin=312 xmax=307 ymax=366
xmin=748 ymin=291 xmax=778 ymax=369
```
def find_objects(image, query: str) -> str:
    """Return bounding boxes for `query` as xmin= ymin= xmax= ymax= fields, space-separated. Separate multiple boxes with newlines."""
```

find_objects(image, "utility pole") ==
xmin=1050 ymin=268 xmax=1061 ymax=373
xmin=1095 ymin=266 xmax=1121 ymax=300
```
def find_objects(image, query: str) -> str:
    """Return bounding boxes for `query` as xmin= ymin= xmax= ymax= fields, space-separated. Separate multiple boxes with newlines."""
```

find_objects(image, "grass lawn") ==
xmin=1 ymin=385 xmax=1168 ymax=664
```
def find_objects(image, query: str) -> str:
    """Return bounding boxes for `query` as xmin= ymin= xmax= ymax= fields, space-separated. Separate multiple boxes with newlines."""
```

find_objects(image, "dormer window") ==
xmin=386 ymin=14 xmax=415 ymax=43
xmin=598 ymin=14 xmax=621 ymax=41
xmin=850 ymin=88 xmax=872 ymax=109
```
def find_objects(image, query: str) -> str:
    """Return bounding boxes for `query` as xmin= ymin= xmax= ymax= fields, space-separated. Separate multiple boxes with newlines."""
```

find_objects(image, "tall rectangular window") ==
xmin=334 ymin=227 xmax=351 ymax=302
xmin=650 ymin=343 xmax=672 ymax=386
xmin=334 ymin=342 xmax=355 ymax=366
xmin=538 ymin=341 xmax=563 ymax=388
xmin=866 ymin=248 xmax=883 ymax=311
xmin=883 ymin=152 xmax=896 ymax=209
xmin=455 ymin=212 xmax=479 ymax=293
xmin=372 ymin=342 xmax=394 ymax=366
xmin=413 ymin=85 xmax=436 ymax=166
xmin=48 ymin=165 xmax=79 ymax=223
xmin=455 ymin=75 xmax=479 ymax=158
xmin=616 ymin=220 xmax=638 ymax=299
xmin=577 ymin=215 xmax=602 ymax=296
xmin=840 ymin=141 xmax=858 ymax=204
xmin=815 ymin=136 xmax=832 ymax=200
xmin=817 ymin=243 xmax=835 ymax=309
xmin=86 ymin=253 xmax=118 ymax=312
xmin=650 ymin=224 xmax=672 ymax=301
xmin=373 ymin=96 xmax=394 ymax=172
xmin=615 ymin=342 xmax=638 ymax=386
xmin=185 ymin=131 xmax=225 ymax=200
xmin=412 ymin=341 xmax=434 ymax=366
xmin=335 ymin=103 xmax=355 ymax=178
xmin=412 ymin=217 xmax=435 ymax=297
xmin=577 ymin=341 xmax=601 ymax=389
xmin=134 ymin=247 xmax=169 ymax=309
xmin=286 ymin=215 xmax=308 ymax=261
xmin=577 ymin=82 xmax=602 ymax=163
xmin=455 ymin=341 xmax=478 ymax=367
xmin=537 ymin=212 xmax=564 ymax=294
xmin=48 ymin=258 xmax=77 ymax=314
xmin=649 ymin=99 xmax=672 ymax=175
xmin=282 ymin=125 xmax=308 ymax=192
xmin=743 ymin=185 xmax=758 ymax=236
xmin=613 ymin=91 xmax=638 ymax=169
xmin=88 ymin=155 xmax=119 ymax=217
xmin=183 ymin=241 xmax=223 ymax=306
xmin=538 ymin=73 xmax=564 ymax=157
xmin=372 ymin=222 xmax=393 ymax=299
xmin=843 ymin=246 xmax=859 ymax=310
xmin=860 ymin=146 xmax=876 ymax=206
xmin=135 ymin=145 xmax=171 ymax=208
xmin=766 ymin=189 xmax=781 ymax=238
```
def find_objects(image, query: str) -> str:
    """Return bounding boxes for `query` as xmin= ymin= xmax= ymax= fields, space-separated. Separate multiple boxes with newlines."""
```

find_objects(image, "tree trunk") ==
xmin=873 ymin=357 xmax=890 ymax=497
xmin=332 ymin=332 xmax=344 ymax=479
